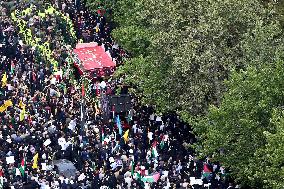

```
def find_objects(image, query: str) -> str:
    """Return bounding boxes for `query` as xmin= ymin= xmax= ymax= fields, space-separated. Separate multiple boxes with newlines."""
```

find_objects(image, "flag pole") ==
xmin=80 ymin=78 xmax=86 ymax=135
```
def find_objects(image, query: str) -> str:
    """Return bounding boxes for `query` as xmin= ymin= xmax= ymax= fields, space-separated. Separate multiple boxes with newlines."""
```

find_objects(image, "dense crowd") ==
xmin=0 ymin=0 xmax=237 ymax=188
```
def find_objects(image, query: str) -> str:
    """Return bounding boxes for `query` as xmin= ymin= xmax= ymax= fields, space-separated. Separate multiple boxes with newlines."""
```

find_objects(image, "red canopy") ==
xmin=73 ymin=43 xmax=115 ymax=71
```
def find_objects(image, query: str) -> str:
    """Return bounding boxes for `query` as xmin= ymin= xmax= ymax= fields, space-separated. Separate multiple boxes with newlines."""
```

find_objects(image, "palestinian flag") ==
xmin=101 ymin=128 xmax=105 ymax=143
xmin=202 ymin=163 xmax=212 ymax=178
xmin=141 ymin=172 xmax=160 ymax=183
xmin=19 ymin=158 xmax=26 ymax=176
xmin=151 ymin=141 xmax=159 ymax=158
xmin=11 ymin=62 xmax=15 ymax=74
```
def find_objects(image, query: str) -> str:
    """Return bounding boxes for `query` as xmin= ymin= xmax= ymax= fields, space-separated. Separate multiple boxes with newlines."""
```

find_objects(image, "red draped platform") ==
xmin=73 ymin=43 xmax=116 ymax=78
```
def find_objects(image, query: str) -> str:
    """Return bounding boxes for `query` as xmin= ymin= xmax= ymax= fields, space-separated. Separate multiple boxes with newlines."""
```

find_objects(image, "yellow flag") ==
xmin=20 ymin=107 xmax=25 ymax=121
xmin=0 ymin=105 xmax=6 ymax=113
xmin=32 ymin=153 xmax=39 ymax=169
xmin=2 ymin=72 xmax=7 ymax=87
xmin=4 ymin=100 xmax=13 ymax=107
xmin=19 ymin=100 xmax=25 ymax=109
xmin=123 ymin=129 xmax=130 ymax=143
xmin=0 ymin=100 xmax=12 ymax=113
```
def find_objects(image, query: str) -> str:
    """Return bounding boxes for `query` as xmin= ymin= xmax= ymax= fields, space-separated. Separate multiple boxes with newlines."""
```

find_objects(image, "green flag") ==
xmin=131 ymin=161 xmax=134 ymax=176
xmin=0 ymin=176 xmax=3 ymax=189
xmin=160 ymin=140 xmax=165 ymax=150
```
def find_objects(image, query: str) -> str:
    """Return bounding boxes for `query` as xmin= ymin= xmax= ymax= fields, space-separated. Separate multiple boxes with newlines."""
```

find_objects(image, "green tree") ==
xmin=261 ymin=110 xmax=284 ymax=188
xmin=196 ymin=60 xmax=284 ymax=188
xmin=111 ymin=0 xmax=284 ymax=118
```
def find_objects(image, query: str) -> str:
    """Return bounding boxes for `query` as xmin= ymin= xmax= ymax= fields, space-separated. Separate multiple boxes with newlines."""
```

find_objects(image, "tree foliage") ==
xmin=261 ymin=110 xmax=284 ymax=188
xmin=110 ymin=0 xmax=284 ymax=118
xmin=196 ymin=61 xmax=284 ymax=188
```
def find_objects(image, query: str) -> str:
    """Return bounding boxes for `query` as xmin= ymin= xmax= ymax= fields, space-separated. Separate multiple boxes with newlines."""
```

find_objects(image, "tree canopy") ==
xmin=111 ymin=0 xmax=284 ymax=118
xmin=196 ymin=60 xmax=284 ymax=188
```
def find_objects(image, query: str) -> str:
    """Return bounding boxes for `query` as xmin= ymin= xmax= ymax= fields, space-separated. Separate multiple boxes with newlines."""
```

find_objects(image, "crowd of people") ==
xmin=0 ymin=0 xmax=238 ymax=188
